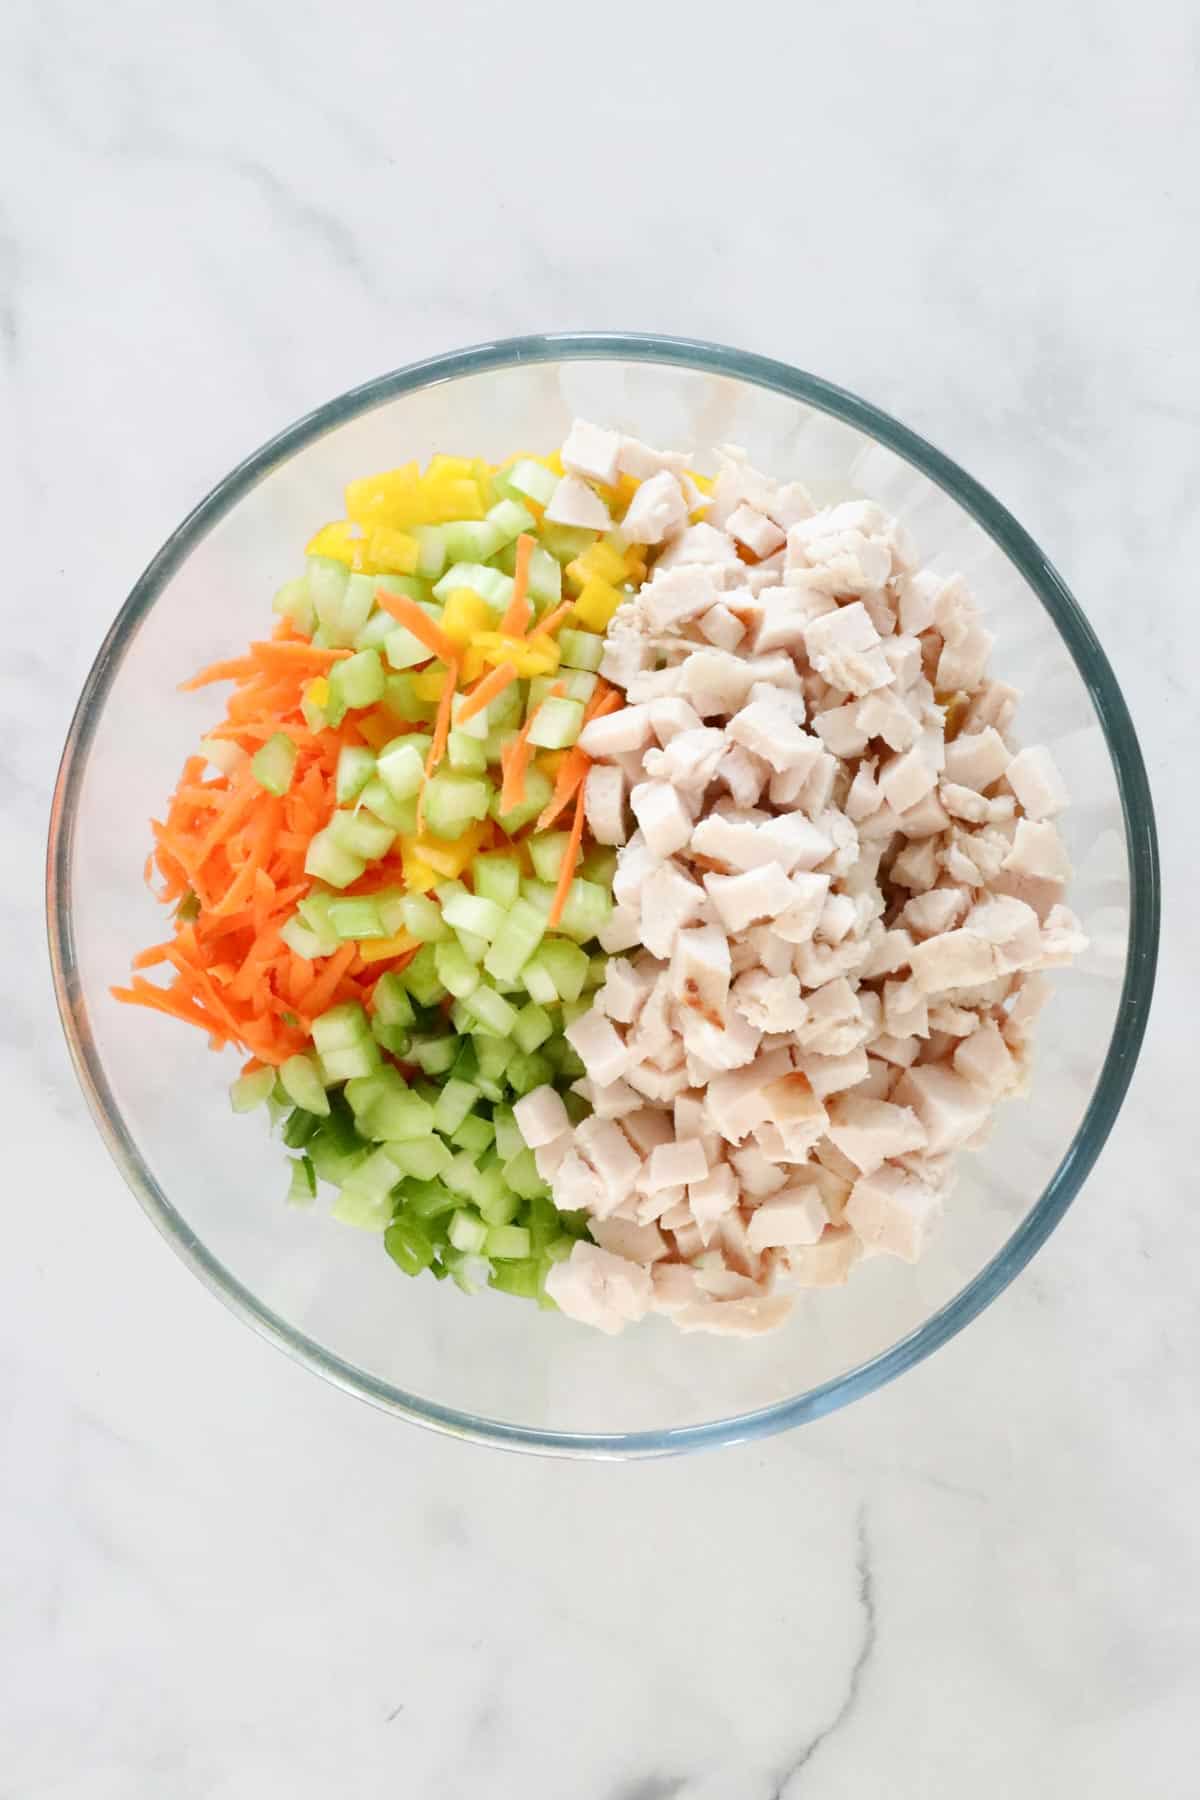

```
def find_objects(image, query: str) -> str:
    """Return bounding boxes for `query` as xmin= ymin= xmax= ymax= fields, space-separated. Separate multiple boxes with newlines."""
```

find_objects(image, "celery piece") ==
xmin=371 ymin=1022 xmax=409 ymax=1057
xmin=408 ymin=1033 xmax=456 ymax=1076
xmin=311 ymin=1002 xmax=371 ymax=1055
xmin=358 ymin=779 xmax=417 ymax=834
xmin=476 ymin=1164 xmax=519 ymax=1227
xmin=528 ymin=831 xmax=575 ymax=884
xmin=453 ymin=925 xmax=489 ymax=965
xmin=319 ymin=1038 xmax=382 ymax=1084
xmin=282 ymin=1106 xmax=322 ymax=1149
xmin=478 ymin=900 xmax=546 ymax=989
xmin=442 ymin=1153 xmax=485 ymax=1203
xmin=446 ymin=728 xmax=487 ymax=773
xmin=382 ymin=672 xmax=437 ymax=723
xmin=385 ymin=1137 xmax=453 ymax=1182
xmin=492 ymin=1107 xmax=524 ymax=1163
xmin=512 ymin=1002 xmax=553 ymax=1054
xmin=486 ymin=1224 xmax=531 ymax=1261
xmin=272 ymin=575 xmax=314 ymax=636
xmin=489 ymin=765 xmax=554 ymax=835
xmin=395 ymin=894 xmax=444 ymax=943
xmin=431 ymin=561 xmax=514 ymax=608
xmin=285 ymin=1156 xmax=318 ymax=1207
xmin=486 ymin=497 xmax=537 ymax=544
xmin=528 ymin=696 xmax=584 ymax=750
xmin=556 ymin=878 xmax=613 ymax=943
xmin=252 ymin=731 xmax=298 ymax=796
xmin=279 ymin=1053 xmax=331 ymax=1117
xmin=506 ymin=1050 xmax=554 ymax=1096
xmin=409 ymin=525 xmax=448 ymax=580
xmin=338 ymin=574 xmax=377 ymax=643
xmin=336 ymin=745 xmax=376 ymax=806
xmin=326 ymin=896 xmax=385 ymax=940
xmin=304 ymin=827 xmax=365 ymax=890
xmin=404 ymin=944 xmax=447 ymax=1006
xmin=585 ymin=952 xmax=609 ymax=991
xmin=519 ymin=878 xmax=556 ymax=917
xmin=504 ymin=1148 xmax=549 ymax=1201
xmin=434 ymin=939 xmax=480 ymax=999
xmin=473 ymin=1035 xmax=513 ymax=1084
xmin=369 ymin=1088 xmax=435 ymax=1143
xmin=431 ymin=1078 xmax=480 ymax=1137
xmin=461 ymin=983 xmax=518 ymax=1035
xmin=443 ymin=519 xmax=505 ymax=563
xmin=581 ymin=845 xmax=618 ymax=887
xmin=521 ymin=957 xmax=558 ymax=1006
xmin=495 ymin=537 xmax=564 ymax=604
xmin=376 ymin=736 xmax=427 ymax=801
xmin=422 ymin=771 xmax=492 ymax=841
xmin=557 ymin=628 xmax=605 ymax=673
xmin=451 ymin=1114 xmax=495 ymax=1156
xmin=384 ymin=625 xmax=433 ymax=671
xmin=399 ymin=1177 xmax=458 ymax=1219
xmin=489 ymin=1258 xmax=543 ymax=1299
xmin=472 ymin=852 xmax=521 ymax=909
xmin=384 ymin=1214 xmax=435 ymax=1275
xmin=441 ymin=891 xmax=505 ymax=943
xmin=449 ymin=1208 xmax=489 ymax=1255
xmin=537 ymin=521 xmax=597 ymax=564
xmin=506 ymin=459 xmax=558 ymax=506
xmin=353 ymin=609 xmax=396 ymax=653
xmin=307 ymin=555 xmax=350 ymax=625
xmin=328 ymin=808 xmax=395 ymax=862
xmin=279 ymin=914 xmax=328 ymax=960
xmin=330 ymin=648 xmax=386 ymax=711
xmin=229 ymin=1065 xmax=276 ymax=1113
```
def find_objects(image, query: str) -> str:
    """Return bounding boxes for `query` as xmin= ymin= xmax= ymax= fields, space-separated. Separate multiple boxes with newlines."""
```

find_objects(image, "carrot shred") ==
xmin=535 ymin=598 xmax=575 ymax=637
xmin=294 ymin=942 xmax=357 ymax=1018
xmin=374 ymin=589 xmax=456 ymax=664
xmin=456 ymin=660 xmax=518 ymax=725
xmin=500 ymin=681 xmax=565 ymax=813
xmin=546 ymin=785 xmax=587 ymax=929
xmin=499 ymin=534 xmax=535 ymax=635
xmin=534 ymin=687 xmax=624 ymax=829
xmin=417 ymin=656 xmax=459 ymax=832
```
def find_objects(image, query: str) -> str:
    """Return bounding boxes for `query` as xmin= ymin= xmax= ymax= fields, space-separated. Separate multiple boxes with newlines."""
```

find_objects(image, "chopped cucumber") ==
xmin=336 ymin=745 xmax=376 ymax=805
xmin=252 ymin=731 xmax=298 ymax=796
xmin=229 ymin=1065 xmax=276 ymax=1113
xmin=431 ymin=562 xmax=514 ymax=608
xmin=328 ymin=807 xmax=395 ymax=862
xmin=506 ymin=459 xmax=558 ymax=506
xmin=304 ymin=827 xmax=366 ymax=890
xmin=376 ymin=736 xmax=427 ymax=800
xmin=422 ymin=771 xmax=492 ymax=840
xmin=330 ymin=648 xmax=386 ymax=710
xmin=528 ymin=696 xmax=584 ymax=750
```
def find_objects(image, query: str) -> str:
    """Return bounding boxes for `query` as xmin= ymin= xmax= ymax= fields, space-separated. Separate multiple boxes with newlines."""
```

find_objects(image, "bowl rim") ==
xmin=46 ymin=331 xmax=1160 ymax=1458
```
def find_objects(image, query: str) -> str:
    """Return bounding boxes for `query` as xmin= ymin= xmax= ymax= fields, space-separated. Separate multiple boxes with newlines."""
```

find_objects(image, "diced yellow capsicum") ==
xmin=305 ymin=676 xmax=330 ymax=709
xmin=400 ymin=825 xmax=486 ymax=882
xmin=441 ymin=588 xmax=494 ymax=648
xmin=412 ymin=666 xmax=451 ymax=702
xmin=573 ymin=579 xmax=624 ymax=631
xmin=367 ymin=526 xmax=420 ymax=575
xmin=305 ymin=520 xmax=361 ymax=564
xmin=344 ymin=465 xmax=420 ymax=529
xmin=357 ymin=929 xmax=419 ymax=965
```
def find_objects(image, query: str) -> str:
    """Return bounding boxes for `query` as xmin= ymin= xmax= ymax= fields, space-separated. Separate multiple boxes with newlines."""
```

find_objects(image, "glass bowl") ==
xmin=46 ymin=333 xmax=1160 ymax=1458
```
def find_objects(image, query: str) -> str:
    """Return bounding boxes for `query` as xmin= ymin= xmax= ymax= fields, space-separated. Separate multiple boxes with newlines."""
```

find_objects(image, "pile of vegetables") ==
xmin=115 ymin=449 xmax=654 ymax=1306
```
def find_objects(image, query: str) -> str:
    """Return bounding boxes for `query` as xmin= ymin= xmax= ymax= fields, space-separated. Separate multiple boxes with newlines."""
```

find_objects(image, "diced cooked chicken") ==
xmin=561 ymin=419 xmax=623 ymax=487
xmin=1006 ymin=745 xmax=1069 ymax=820
xmin=642 ymin=726 xmax=727 ymax=791
xmin=892 ymin=1064 xmax=992 ymax=1153
xmin=952 ymin=1017 xmax=1018 ymax=1096
xmin=638 ymin=862 xmax=709 ymax=959
xmin=618 ymin=433 xmax=691 ymax=481
xmin=545 ymin=474 xmax=612 ymax=531
xmin=513 ymin=1084 xmax=570 ymax=1150
xmin=687 ymin=1162 xmax=739 ymax=1237
xmin=779 ymin=1226 xmax=861 ymax=1286
xmin=844 ymin=1164 xmax=942 ymax=1262
xmin=727 ymin=502 xmax=786 ymax=559
xmin=655 ymin=522 xmax=743 ymax=572
xmin=704 ymin=862 xmax=796 ymax=932
xmin=544 ymin=1242 xmax=653 ymax=1334
xmin=583 ymin=763 xmax=628 ymax=846
xmin=747 ymin=1185 xmax=828 ymax=1250
xmin=825 ymin=1095 xmax=927 ymax=1175
xmin=621 ymin=470 xmax=691 ymax=545
xmin=700 ymin=603 xmax=747 ymax=652
xmin=629 ymin=781 xmax=693 ymax=858
xmin=565 ymin=1010 xmax=631 ymax=1087
xmin=910 ymin=929 xmax=996 ymax=994
xmin=579 ymin=703 xmax=656 ymax=758
xmin=943 ymin=726 xmax=1011 ymax=790
xmin=669 ymin=923 xmax=731 ymax=1021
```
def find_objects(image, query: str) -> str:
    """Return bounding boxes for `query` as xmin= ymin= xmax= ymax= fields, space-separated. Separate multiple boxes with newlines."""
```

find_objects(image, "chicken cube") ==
xmin=621 ymin=470 xmax=691 ymax=545
xmin=1006 ymin=746 xmax=1069 ymax=820
xmin=565 ymin=1009 xmax=631 ymax=1087
xmin=746 ymin=1185 xmax=828 ymax=1251
xmin=583 ymin=763 xmax=628 ymax=847
xmin=544 ymin=1242 xmax=653 ymax=1334
xmin=704 ymin=862 xmax=796 ymax=932
xmin=629 ymin=781 xmax=693 ymax=858
xmin=512 ymin=1083 xmax=570 ymax=1150
xmin=545 ymin=474 xmax=612 ymax=531
xmin=844 ymin=1165 xmax=942 ymax=1263
xmin=825 ymin=1095 xmax=928 ymax=1175
xmin=561 ymin=419 xmax=622 ymax=487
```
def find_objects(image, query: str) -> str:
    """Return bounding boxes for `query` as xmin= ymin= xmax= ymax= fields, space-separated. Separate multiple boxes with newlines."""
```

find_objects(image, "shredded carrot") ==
xmin=546 ymin=785 xmax=587 ymax=929
xmin=293 ymin=942 xmax=357 ymax=1019
xmin=500 ymin=681 xmax=565 ymax=814
xmin=535 ymin=688 xmax=624 ymax=829
xmin=499 ymin=534 xmax=535 ymax=635
xmin=180 ymin=642 xmax=351 ymax=691
xmin=457 ymin=661 xmax=518 ymax=725
xmin=375 ymin=588 xmax=455 ymax=664
xmin=416 ymin=656 xmax=460 ymax=833
xmin=535 ymin=598 xmax=575 ymax=637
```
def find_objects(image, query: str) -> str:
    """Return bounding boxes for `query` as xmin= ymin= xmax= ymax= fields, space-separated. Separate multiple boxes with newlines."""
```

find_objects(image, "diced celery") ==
xmin=372 ymin=972 xmax=416 ymax=1028
xmin=382 ymin=672 xmax=437 ymax=723
xmin=375 ymin=573 xmax=434 ymax=606
xmin=530 ymin=669 xmax=596 ymax=707
xmin=476 ymin=1163 xmax=518 ymax=1227
xmin=447 ymin=728 xmax=487 ymax=772
xmin=399 ymin=1177 xmax=458 ymax=1220
xmin=336 ymin=745 xmax=376 ymax=805
xmin=319 ymin=1037 xmax=381 ymax=1083
xmin=384 ymin=1213 xmax=435 ymax=1274
xmin=449 ymin=1208 xmax=489 ymax=1254
xmin=434 ymin=939 xmax=480 ymax=999
xmin=472 ymin=852 xmax=521 ymax=909
xmin=537 ymin=521 xmax=597 ymax=564
xmin=312 ymin=1001 xmax=370 ymax=1055
xmin=507 ymin=459 xmax=558 ymax=506
xmin=432 ymin=562 xmax=514 ymax=608
xmin=307 ymin=555 xmax=350 ymax=624
xmin=337 ymin=1143 xmax=400 ymax=1207
xmin=443 ymin=1248 xmax=492 ymax=1294
xmin=285 ymin=1155 xmax=318 ymax=1206
xmin=521 ymin=957 xmax=558 ymax=1005
xmin=399 ymin=893 xmax=448 ymax=943
xmin=581 ymin=845 xmax=618 ymax=887
xmin=528 ymin=831 xmax=575 ymax=884
xmin=330 ymin=648 xmax=386 ymax=711
xmin=504 ymin=1147 xmax=549 ymax=1201
xmin=374 ymin=890 xmax=408 ymax=936
xmin=385 ymin=1137 xmax=453 ymax=1181
xmin=403 ymin=944 xmax=447 ymax=1006
xmin=358 ymin=779 xmax=418 ymax=833
xmin=252 ymin=731 xmax=298 ymax=796
xmin=513 ymin=1002 xmax=553 ymax=1053
xmin=304 ymin=827 xmax=366 ymax=890
xmin=376 ymin=736 xmax=427 ymax=800
xmin=489 ymin=1258 xmax=544 ymax=1298
xmin=525 ymin=546 xmax=563 ymax=604
xmin=272 ymin=575 xmax=315 ymax=635
xmin=409 ymin=525 xmax=448 ymax=579
xmin=353 ymin=609 xmax=396 ymax=652
xmin=486 ymin=497 xmax=537 ymax=544
xmin=451 ymin=1113 xmax=495 ymax=1155
xmin=369 ymin=1088 xmax=435 ymax=1143
xmin=422 ymin=771 xmax=491 ymax=840
xmin=528 ymin=696 xmax=584 ymax=750
xmin=328 ymin=808 xmax=395 ymax=862
xmin=482 ymin=726 xmax=517 ymax=768
xmin=586 ymin=952 xmax=609 ymax=991
xmin=280 ymin=1053 xmax=332 ymax=1116
xmin=408 ymin=1034 xmax=456 ymax=1076
xmin=443 ymin=519 xmax=505 ymax=563
xmin=431 ymin=1077 xmax=480 ymax=1136
xmin=384 ymin=625 xmax=433 ymax=671
xmin=473 ymin=1035 xmax=513 ymax=1083
xmin=486 ymin=679 xmax=526 ymax=730
xmin=371 ymin=1021 xmax=409 ymax=1056
xmin=229 ymin=1065 xmax=276 ymax=1113
xmin=486 ymin=1224 xmax=531 ymax=1260
xmin=519 ymin=878 xmax=556 ymax=918
xmin=442 ymin=891 xmax=505 ymax=942
xmin=489 ymin=765 xmax=553 ymax=835
xmin=339 ymin=573 xmax=378 ymax=642
xmin=506 ymin=1050 xmax=554 ymax=1095
xmin=326 ymin=896 xmax=385 ymax=940
xmin=527 ymin=939 xmax=590 ymax=1002
xmin=557 ymin=628 xmax=605 ymax=672
xmin=483 ymin=897 xmax=547 ymax=984
xmin=461 ymin=983 xmax=518 ymax=1035
xmin=309 ymin=1131 xmax=367 ymax=1186
xmin=449 ymin=691 xmax=490 ymax=742
xmin=556 ymin=878 xmax=613 ymax=943
xmin=443 ymin=1153 xmax=485 ymax=1202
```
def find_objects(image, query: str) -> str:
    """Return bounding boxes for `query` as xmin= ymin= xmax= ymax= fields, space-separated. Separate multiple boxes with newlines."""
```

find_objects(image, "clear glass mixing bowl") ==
xmin=46 ymin=334 xmax=1160 ymax=1457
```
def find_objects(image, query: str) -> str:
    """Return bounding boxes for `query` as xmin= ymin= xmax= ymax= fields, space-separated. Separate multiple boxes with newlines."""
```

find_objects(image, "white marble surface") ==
xmin=4 ymin=0 xmax=1196 ymax=1792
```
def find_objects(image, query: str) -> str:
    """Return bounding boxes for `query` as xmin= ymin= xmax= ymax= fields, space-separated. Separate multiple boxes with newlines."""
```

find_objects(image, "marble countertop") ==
xmin=6 ymin=0 xmax=1195 ymax=1792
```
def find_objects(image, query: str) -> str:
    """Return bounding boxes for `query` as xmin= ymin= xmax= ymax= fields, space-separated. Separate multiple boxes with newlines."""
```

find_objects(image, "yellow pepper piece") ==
xmin=344 ymin=465 xmax=420 ymax=529
xmin=426 ymin=455 xmax=475 ymax=480
xmin=305 ymin=520 xmax=361 ymax=564
xmin=689 ymin=471 xmax=715 ymax=495
xmin=418 ymin=476 xmax=486 ymax=522
xmin=305 ymin=676 xmax=330 ymax=709
xmin=357 ymin=930 xmax=419 ymax=965
xmin=573 ymin=579 xmax=624 ymax=631
xmin=367 ymin=526 xmax=420 ymax=575
xmin=460 ymin=646 xmax=487 ymax=683
xmin=401 ymin=852 xmax=439 ymax=892
xmin=401 ymin=826 xmax=485 ymax=882
xmin=441 ymin=588 xmax=494 ymax=648
xmin=412 ymin=667 xmax=450 ymax=702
